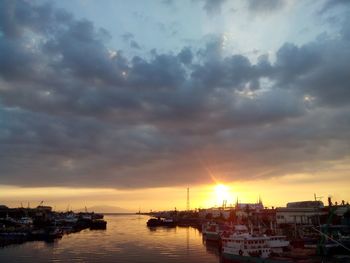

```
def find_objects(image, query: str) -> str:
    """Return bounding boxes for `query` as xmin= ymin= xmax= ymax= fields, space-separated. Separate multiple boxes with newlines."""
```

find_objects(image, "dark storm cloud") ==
xmin=191 ymin=37 xmax=271 ymax=91
xmin=0 ymin=37 xmax=38 ymax=81
xmin=44 ymin=20 xmax=127 ymax=85
xmin=0 ymin=0 xmax=72 ymax=38
xmin=191 ymin=54 xmax=261 ymax=91
xmin=128 ymin=53 xmax=186 ymax=90
xmin=0 ymin=0 xmax=350 ymax=188
xmin=273 ymin=35 xmax=350 ymax=106
xmin=177 ymin=47 xmax=193 ymax=65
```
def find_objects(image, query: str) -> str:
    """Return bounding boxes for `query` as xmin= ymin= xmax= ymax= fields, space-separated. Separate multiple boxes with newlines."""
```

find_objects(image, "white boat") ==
xmin=80 ymin=213 xmax=92 ymax=220
xmin=222 ymin=234 xmax=271 ymax=258
xmin=267 ymin=235 xmax=289 ymax=254
xmin=222 ymin=232 xmax=290 ymax=261
xmin=221 ymin=224 xmax=249 ymax=245
xmin=18 ymin=217 xmax=33 ymax=225
xmin=55 ymin=213 xmax=78 ymax=224
xmin=203 ymin=223 xmax=250 ymax=242
xmin=62 ymin=213 xmax=78 ymax=224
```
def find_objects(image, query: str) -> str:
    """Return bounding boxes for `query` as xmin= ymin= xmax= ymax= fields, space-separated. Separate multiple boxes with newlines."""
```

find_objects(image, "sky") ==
xmin=0 ymin=0 xmax=350 ymax=211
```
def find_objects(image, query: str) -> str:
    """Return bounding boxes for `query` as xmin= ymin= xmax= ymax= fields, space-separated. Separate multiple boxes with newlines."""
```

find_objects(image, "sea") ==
xmin=0 ymin=214 xmax=221 ymax=263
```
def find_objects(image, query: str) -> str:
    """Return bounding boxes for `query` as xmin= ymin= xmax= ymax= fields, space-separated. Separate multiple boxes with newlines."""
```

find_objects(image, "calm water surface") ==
xmin=0 ymin=214 xmax=221 ymax=263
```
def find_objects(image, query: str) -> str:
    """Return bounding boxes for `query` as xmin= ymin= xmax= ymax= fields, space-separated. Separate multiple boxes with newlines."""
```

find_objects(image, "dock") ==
xmin=0 ymin=205 xmax=107 ymax=247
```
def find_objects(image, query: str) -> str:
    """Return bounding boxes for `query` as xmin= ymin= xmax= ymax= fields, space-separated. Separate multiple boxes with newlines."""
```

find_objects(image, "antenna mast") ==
xmin=186 ymin=187 xmax=190 ymax=211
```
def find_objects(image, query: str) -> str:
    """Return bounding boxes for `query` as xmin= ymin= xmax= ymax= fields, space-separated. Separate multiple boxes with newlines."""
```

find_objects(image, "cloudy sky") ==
xmin=0 ymin=0 xmax=349 ymax=211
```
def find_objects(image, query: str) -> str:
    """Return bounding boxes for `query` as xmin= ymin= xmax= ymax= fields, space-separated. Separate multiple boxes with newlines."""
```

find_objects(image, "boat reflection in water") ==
xmin=0 ymin=214 xmax=220 ymax=263
xmin=203 ymin=238 xmax=222 ymax=257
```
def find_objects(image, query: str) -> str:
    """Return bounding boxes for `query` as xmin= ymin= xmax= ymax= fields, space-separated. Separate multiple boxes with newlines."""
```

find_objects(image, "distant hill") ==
xmin=75 ymin=205 xmax=134 ymax=214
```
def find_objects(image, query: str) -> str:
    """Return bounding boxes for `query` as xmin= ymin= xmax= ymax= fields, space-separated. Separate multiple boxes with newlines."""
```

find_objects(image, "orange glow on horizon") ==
xmin=1 ymin=169 xmax=349 ymax=212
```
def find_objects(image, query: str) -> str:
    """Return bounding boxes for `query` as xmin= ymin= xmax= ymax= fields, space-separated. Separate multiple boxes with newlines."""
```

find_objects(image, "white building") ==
xmin=198 ymin=208 xmax=232 ymax=219
xmin=276 ymin=201 xmax=326 ymax=225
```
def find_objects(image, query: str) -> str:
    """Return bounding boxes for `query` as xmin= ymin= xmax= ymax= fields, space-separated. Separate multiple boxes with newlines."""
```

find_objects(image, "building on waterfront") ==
xmin=198 ymin=198 xmax=265 ymax=221
xmin=276 ymin=201 xmax=326 ymax=225
xmin=198 ymin=207 xmax=233 ymax=219
xmin=235 ymin=197 xmax=264 ymax=221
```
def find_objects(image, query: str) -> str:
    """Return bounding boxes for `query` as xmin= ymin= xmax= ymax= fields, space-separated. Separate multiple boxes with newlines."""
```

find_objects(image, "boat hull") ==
xmin=222 ymin=253 xmax=290 ymax=263
xmin=203 ymin=232 xmax=220 ymax=241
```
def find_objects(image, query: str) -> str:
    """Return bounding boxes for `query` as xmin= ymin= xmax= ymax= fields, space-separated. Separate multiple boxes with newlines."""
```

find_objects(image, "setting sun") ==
xmin=214 ymin=184 xmax=231 ymax=206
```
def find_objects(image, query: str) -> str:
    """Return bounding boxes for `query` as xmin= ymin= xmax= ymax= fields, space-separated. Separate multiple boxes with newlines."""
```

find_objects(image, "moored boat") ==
xmin=202 ymin=222 xmax=222 ymax=241
xmin=147 ymin=217 xmax=175 ymax=227
xmin=267 ymin=235 xmax=290 ymax=254
xmin=18 ymin=217 xmax=34 ymax=226
xmin=222 ymin=232 xmax=291 ymax=262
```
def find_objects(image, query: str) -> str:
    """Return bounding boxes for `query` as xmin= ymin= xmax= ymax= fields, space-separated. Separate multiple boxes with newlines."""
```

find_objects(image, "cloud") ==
xmin=0 ymin=1 xmax=72 ymax=39
xmin=177 ymin=47 xmax=193 ymax=65
xmin=121 ymin=32 xmax=141 ymax=50
xmin=273 ymin=35 xmax=350 ymax=106
xmin=128 ymin=53 xmax=186 ymax=90
xmin=0 ymin=1 xmax=349 ymax=189
xmin=319 ymin=0 xmax=350 ymax=14
xmin=121 ymin=32 xmax=134 ymax=42
xmin=247 ymin=0 xmax=285 ymax=13
xmin=161 ymin=0 xmax=174 ymax=6
xmin=194 ymin=0 xmax=227 ymax=16
xmin=130 ymin=40 xmax=141 ymax=49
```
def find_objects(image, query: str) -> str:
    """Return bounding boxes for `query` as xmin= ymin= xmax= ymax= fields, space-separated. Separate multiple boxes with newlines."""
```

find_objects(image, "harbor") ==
xmin=0 ymin=204 xmax=107 ymax=248
xmin=0 ymin=214 xmax=220 ymax=263
xmin=0 ymin=197 xmax=349 ymax=262
xmin=145 ymin=197 xmax=350 ymax=262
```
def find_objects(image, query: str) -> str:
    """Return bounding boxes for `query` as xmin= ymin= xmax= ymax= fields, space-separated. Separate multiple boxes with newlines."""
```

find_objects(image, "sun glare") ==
xmin=214 ymin=184 xmax=231 ymax=206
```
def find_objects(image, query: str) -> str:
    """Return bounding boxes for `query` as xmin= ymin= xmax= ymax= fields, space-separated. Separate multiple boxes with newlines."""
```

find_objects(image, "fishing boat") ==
xmin=222 ymin=234 xmax=271 ymax=261
xmin=222 ymin=232 xmax=290 ymax=262
xmin=18 ymin=217 xmax=33 ymax=226
xmin=202 ymin=222 xmax=221 ymax=241
xmin=267 ymin=235 xmax=290 ymax=254
xmin=146 ymin=217 xmax=175 ymax=227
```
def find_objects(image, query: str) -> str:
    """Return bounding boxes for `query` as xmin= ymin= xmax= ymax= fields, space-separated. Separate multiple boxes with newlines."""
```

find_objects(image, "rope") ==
xmin=311 ymin=226 xmax=350 ymax=253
